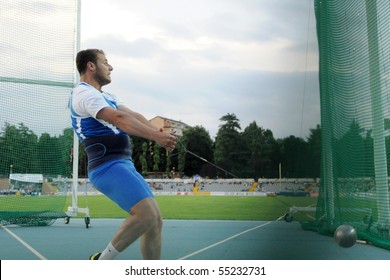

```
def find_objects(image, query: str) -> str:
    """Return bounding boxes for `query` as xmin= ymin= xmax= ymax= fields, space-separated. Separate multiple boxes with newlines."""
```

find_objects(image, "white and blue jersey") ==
xmin=69 ymin=82 xmax=153 ymax=212
xmin=69 ymin=82 xmax=126 ymax=141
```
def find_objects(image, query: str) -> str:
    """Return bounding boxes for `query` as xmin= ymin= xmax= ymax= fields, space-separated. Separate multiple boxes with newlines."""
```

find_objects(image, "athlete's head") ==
xmin=76 ymin=49 xmax=113 ymax=87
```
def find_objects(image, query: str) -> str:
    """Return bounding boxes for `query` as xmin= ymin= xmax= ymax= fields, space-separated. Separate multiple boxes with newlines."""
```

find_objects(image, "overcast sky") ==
xmin=0 ymin=0 xmax=320 ymax=139
xmin=81 ymin=0 xmax=320 ymax=139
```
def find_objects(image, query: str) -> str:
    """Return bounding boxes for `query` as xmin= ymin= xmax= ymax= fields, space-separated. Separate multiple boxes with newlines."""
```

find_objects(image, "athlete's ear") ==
xmin=87 ymin=61 xmax=96 ymax=71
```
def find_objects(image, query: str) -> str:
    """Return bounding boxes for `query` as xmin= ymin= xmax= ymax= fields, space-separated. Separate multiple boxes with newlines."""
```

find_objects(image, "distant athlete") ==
xmin=69 ymin=49 xmax=176 ymax=260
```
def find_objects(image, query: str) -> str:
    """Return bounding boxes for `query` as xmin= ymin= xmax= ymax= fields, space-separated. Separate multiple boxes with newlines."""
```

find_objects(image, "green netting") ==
xmin=0 ymin=0 xmax=78 ymax=226
xmin=304 ymin=0 xmax=390 ymax=249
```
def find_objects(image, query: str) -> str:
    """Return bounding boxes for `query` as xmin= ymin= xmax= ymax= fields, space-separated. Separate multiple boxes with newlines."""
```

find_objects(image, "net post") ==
xmin=71 ymin=131 xmax=79 ymax=214
xmin=365 ymin=0 xmax=390 ymax=227
xmin=66 ymin=0 xmax=90 ymax=221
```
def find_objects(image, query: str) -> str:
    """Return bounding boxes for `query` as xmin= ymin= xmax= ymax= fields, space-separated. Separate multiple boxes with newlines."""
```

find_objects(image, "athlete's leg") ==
xmin=110 ymin=197 xmax=162 ymax=260
xmin=140 ymin=198 xmax=163 ymax=259
xmin=89 ymin=160 xmax=162 ymax=260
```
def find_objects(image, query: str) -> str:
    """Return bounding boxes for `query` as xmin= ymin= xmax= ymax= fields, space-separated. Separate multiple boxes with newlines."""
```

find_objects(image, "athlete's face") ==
xmin=94 ymin=53 xmax=113 ymax=87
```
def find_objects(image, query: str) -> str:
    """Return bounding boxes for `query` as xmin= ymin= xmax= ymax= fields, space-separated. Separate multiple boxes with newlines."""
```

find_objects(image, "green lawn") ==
xmin=67 ymin=195 xmax=318 ymax=221
xmin=0 ymin=195 xmax=318 ymax=221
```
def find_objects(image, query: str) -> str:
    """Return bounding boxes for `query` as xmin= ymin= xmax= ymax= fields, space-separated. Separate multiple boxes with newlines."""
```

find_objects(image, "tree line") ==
xmin=0 ymin=113 xmax=321 ymax=179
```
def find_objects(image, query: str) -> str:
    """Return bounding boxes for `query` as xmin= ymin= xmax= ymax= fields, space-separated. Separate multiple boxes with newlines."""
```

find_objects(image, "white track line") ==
xmin=1 ymin=225 xmax=47 ymax=260
xmin=178 ymin=221 xmax=273 ymax=260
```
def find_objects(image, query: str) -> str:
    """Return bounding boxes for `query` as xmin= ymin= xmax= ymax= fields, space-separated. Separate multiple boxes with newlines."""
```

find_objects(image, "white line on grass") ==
xmin=1 ymin=225 xmax=47 ymax=260
xmin=178 ymin=221 xmax=273 ymax=260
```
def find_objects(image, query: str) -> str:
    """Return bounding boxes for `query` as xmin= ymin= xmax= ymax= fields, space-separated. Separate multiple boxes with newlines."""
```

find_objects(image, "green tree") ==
xmin=242 ymin=121 xmax=277 ymax=178
xmin=131 ymin=137 xmax=144 ymax=173
xmin=306 ymin=124 xmax=321 ymax=178
xmin=0 ymin=123 xmax=38 ymax=174
xmin=180 ymin=126 xmax=214 ymax=177
xmin=279 ymin=135 xmax=307 ymax=178
xmin=37 ymin=133 xmax=63 ymax=175
xmin=177 ymin=137 xmax=186 ymax=175
xmin=140 ymin=142 xmax=148 ymax=176
xmin=165 ymin=149 xmax=172 ymax=174
xmin=334 ymin=120 xmax=366 ymax=178
xmin=152 ymin=143 xmax=160 ymax=172
xmin=59 ymin=128 xmax=75 ymax=177
xmin=214 ymin=113 xmax=244 ymax=178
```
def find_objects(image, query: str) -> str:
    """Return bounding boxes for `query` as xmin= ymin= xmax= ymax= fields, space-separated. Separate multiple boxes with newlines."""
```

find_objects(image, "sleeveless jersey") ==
xmin=69 ymin=82 xmax=126 ymax=141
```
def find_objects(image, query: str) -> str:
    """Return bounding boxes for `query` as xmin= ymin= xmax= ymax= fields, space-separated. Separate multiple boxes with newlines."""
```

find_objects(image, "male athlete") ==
xmin=69 ymin=49 xmax=176 ymax=260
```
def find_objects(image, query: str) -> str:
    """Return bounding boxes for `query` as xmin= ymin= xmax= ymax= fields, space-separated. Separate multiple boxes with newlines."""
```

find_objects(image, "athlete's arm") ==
xmin=117 ymin=104 xmax=158 ymax=130
xmin=96 ymin=106 xmax=176 ymax=151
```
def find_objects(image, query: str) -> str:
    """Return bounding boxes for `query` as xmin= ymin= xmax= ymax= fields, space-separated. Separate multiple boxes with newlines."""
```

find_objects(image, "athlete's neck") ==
xmin=80 ymin=76 xmax=102 ymax=92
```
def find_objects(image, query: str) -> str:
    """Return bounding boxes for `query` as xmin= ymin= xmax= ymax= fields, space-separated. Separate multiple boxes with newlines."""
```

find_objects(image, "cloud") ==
xmin=100 ymin=58 xmax=320 ymax=139
xmin=0 ymin=0 xmax=320 ymax=141
xmin=80 ymin=0 xmax=320 ymax=139
xmin=0 ymin=0 xmax=76 ymax=81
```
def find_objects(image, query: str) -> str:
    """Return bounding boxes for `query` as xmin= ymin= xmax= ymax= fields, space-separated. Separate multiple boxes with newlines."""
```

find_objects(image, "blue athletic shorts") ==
xmin=88 ymin=159 xmax=154 ymax=212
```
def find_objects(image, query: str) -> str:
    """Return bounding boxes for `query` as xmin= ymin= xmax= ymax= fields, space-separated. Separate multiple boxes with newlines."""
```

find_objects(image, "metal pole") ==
xmin=365 ymin=0 xmax=390 ymax=227
xmin=70 ymin=0 xmax=82 ymax=215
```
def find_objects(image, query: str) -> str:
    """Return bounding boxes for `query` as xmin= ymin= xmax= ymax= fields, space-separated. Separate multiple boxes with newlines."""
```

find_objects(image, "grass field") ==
xmin=0 ymin=195 xmax=318 ymax=222
xmin=67 ymin=195 xmax=318 ymax=221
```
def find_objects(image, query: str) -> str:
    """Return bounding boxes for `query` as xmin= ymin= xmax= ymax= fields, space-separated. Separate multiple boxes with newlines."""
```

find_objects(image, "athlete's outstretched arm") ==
xmin=96 ymin=106 xmax=176 ymax=151
xmin=117 ymin=104 xmax=158 ymax=131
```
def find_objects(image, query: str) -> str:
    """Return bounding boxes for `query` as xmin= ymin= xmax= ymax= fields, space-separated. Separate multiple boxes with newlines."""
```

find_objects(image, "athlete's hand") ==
xmin=154 ymin=128 xmax=176 ymax=151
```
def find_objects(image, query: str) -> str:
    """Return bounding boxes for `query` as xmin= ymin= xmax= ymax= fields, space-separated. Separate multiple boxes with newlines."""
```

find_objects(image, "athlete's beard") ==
xmin=95 ymin=66 xmax=111 ymax=88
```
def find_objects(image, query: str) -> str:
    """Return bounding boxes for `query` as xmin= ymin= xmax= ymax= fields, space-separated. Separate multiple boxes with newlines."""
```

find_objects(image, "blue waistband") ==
xmin=82 ymin=134 xmax=132 ymax=171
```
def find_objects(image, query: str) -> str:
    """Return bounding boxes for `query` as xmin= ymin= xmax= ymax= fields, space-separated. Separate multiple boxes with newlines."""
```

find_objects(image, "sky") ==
xmin=80 ymin=0 xmax=321 ymax=140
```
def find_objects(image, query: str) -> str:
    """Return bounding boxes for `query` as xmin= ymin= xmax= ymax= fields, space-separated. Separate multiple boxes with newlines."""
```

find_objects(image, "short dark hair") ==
xmin=76 ymin=49 xmax=105 ymax=74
